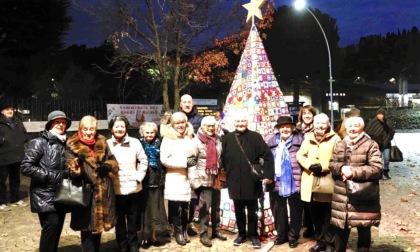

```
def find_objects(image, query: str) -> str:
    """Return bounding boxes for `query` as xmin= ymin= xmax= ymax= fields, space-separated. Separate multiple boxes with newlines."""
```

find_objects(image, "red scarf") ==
xmin=78 ymin=131 xmax=96 ymax=157
xmin=197 ymin=131 xmax=218 ymax=175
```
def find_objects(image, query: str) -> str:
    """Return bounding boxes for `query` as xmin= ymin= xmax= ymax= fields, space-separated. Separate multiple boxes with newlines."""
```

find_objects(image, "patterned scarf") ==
xmin=274 ymin=135 xmax=297 ymax=197
xmin=301 ymin=123 xmax=314 ymax=134
xmin=197 ymin=131 xmax=218 ymax=175
xmin=140 ymin=137 xmax=160 ymax=169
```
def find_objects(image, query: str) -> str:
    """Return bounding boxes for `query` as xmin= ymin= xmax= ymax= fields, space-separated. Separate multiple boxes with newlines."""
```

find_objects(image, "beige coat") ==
xmin=297 ymin=129 xmax=341 ymax=203
xmin=160 ymin=123 xmax=197 ymax=202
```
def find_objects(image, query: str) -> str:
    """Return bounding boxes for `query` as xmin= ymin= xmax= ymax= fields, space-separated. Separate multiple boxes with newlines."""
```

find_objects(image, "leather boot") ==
xmin=183 ymin=229 xmax=191 ymax=243
xmin=384 ymin=171 xmax=391 ymax=179
xmin=211 ymin=231 xmax=227 ymax=240
xmin=172 ymin=216 xmax=186 ymax=246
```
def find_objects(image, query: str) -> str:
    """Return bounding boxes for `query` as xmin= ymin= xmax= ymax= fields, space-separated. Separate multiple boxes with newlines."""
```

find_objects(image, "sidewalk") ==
xmin=0 ymin=132 xmax=419 ymax=252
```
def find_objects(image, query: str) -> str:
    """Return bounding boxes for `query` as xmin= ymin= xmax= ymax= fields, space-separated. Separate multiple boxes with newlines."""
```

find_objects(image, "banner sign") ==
xmin=107 ymin=104 xmax=163 ymax=128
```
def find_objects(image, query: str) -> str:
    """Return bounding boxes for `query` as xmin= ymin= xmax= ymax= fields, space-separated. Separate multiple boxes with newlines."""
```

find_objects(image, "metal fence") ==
xmin=2 ymin=99 xmax=138 ymax=122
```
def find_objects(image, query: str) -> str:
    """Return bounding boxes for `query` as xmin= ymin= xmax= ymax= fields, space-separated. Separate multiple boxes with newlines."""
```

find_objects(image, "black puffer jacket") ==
xmin=21 ymin=130 xmax=67 ymax=213
xmin=0 ymin=115 xmax=27 ymax=165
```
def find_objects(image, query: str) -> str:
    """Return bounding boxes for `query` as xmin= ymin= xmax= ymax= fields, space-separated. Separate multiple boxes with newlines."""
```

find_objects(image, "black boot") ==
xmin=384 ymin=171 xmax=391 ymax=179
xmin=172 ymin=217 xmax=186 ymax=246
xmin=183 ymin=229 xmax=191 ymax=243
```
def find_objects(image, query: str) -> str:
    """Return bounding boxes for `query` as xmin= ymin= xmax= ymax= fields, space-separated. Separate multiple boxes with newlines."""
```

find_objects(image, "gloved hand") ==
xmin=187 ymin=157 xmax=197 ymax=167
xmin=52 ymin=169 xmax=69 ymax=184
xmin=77 ymin=154 xmax=86 ymax=167
xmin=96 ymin=163 xmax=112 ymax=177
xmin=309 ymin=163 xmax=323 ymax=176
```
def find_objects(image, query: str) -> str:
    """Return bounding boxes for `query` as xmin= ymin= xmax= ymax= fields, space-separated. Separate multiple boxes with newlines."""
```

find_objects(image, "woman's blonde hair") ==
xmin=79 ymin=115 xmax=98 ymax=130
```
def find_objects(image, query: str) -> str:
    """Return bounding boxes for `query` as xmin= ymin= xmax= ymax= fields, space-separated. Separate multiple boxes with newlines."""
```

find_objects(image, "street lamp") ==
xmin=294 ymin=0 xmax=334 ymax=128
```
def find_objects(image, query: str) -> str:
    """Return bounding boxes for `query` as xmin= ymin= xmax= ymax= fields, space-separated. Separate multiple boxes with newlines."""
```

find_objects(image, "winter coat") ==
xmin=107 ymin=134 xmax=148 ymax=195
xmin=66 ymin=133 xmax=119 ymax=233
xmin=329 ymin=133 xmax=382 ymax=229
xmin=181 ymin=106 xmax=203 ymax=133
xmin=297 ymin=129 xmax=341 ymax=203
xmin=189 ymin=127 xmax=222 ymax=189
xmin=160 ymin=123 xmax=196 ymax=202
xmin=139 ymin=137 xmax=166 ymax=187
xmin=267 ymin=131 xmax=304 ymax=193
xmin=364 ymin=118 xmax=395 ymax=151
xmin=0 ymin=115 xmax=27 ymax=165
xmin=221 ymin=129 xmax=275 ymax=200
xmin=20 ymin=130 xmax=67 ymax=213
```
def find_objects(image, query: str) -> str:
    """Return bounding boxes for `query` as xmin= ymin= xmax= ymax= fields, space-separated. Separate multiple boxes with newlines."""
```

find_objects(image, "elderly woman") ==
xmin=21 ymin=111 xmax=71 ymax=252
xmin=66 ymin=115 xmax=119 ymax=252
xmin=107 ymin=116 xmax=148 ymax=252
xmin=329 ymin=117 xmax=382 ymax=252
xmin=160 ymin=112 xmax=197 ymax=246
xmin=189 ymin=116 xmax=223 ymax=248
xmin=297 ymin=113 xmax=341 ymax=252
xmin=266 ymin=115 xmax=304 ymax=248
xmin=138 ymin=122 xmax=168 ymax=247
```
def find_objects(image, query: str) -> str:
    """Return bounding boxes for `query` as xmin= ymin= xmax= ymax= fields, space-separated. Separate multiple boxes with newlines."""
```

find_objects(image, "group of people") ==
xmin=0 ymin=96 xmax=394 ymax=252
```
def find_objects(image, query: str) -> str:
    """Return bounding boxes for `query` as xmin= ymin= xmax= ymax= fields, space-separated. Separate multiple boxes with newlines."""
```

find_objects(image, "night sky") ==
xmin=65 ymin=0 xmax=420 ymax=48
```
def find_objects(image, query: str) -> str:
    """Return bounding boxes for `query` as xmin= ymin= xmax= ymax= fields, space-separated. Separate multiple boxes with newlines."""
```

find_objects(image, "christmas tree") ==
xmin=222 ymin=0 xmax=289 ymax=141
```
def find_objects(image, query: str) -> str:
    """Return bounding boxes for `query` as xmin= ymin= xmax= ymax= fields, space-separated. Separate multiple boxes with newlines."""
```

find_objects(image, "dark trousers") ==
xmin=0 ymin=162 xmax=21 ymax=204
xmin=303 ymin=202 xmax=314 ymax=231
xmin=335 ymin=226 xmax=371 ymax=252
xmin=168 ymin=200 xmax=189 ymax=234
xmin=194 ymin=187 xmax=212 ymax=236
xmin=233 ymin=199 xmax=258 ymax=238
xmin=115 ymin=192 xmax=142 ymax=250
xmin=270 ymin=191 xmax=303 ymax=242
xmin=38 ymin=211 xmax=66 ymax=252
xmin=210 ymin=188 xmax=222 ymax=232
xmin=311 ymin=201 xmax=335 ymax=246
xmin=81 ymin=231 xmax=102 ymax=252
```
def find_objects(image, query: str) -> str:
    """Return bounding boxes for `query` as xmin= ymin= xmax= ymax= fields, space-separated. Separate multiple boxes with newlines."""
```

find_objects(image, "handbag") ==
xmin=234 ymin=134 xmax=264 ymax=182
xmin=312 ymin=172 xmax=334 ymax=194
xmin=213 ymin=170 xmax=227 ymax=189
xmin=54 ymin=178 xmax=92 ymax=207
xmin=345 ymin=179 xmax=379 ymax=204
xmin=390 ymin=139 xmax=403 ymax=162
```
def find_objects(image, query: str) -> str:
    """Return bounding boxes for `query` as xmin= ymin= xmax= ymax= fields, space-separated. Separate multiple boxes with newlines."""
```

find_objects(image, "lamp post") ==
xmin=294 ymin=0 xmax=334 ymax=128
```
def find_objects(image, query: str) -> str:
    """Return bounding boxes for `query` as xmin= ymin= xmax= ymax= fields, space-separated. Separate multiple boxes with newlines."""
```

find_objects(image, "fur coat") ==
xmin=66 ymin=133 xmax=119 ymax=233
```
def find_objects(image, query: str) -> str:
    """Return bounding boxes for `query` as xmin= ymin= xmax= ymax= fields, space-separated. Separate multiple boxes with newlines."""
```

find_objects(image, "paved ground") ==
xmin=0 ymin=132 xmax=419 ymax=252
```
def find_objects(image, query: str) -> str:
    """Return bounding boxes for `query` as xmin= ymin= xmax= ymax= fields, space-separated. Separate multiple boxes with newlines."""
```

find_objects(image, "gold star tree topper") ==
xmin=243 ymin=0 xmax=267 ymax=23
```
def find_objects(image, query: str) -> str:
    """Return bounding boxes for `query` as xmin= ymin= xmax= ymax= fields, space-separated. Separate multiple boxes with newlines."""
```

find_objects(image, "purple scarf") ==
xmin=197 ymin=131 xmax=218 ymax=175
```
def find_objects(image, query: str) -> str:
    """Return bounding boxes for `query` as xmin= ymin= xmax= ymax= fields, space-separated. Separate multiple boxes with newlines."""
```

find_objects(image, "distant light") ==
xmin=389 ymin=77 xmax=396 ymax=83
xmin=294 ymin=0 xmax=306 ymax=10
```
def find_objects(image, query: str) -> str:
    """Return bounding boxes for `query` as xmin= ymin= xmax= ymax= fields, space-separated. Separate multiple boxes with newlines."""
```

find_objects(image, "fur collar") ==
xmin=163 ymin=122 xmax=195 ymax=140
xmin=67 ymin=133 xmax=108 ymax=167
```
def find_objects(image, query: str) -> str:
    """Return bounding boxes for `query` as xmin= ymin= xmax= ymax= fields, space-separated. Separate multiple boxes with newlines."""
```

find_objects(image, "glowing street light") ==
xmin=294 ymin=0 xmax=334 ymax=127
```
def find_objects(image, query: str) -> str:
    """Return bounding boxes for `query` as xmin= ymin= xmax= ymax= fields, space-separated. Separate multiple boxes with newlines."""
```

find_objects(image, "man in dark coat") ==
xmin=0 ymin=101 xmax=27 ymax=211
xmin=180 ymin=94 xmax=203 ymax=133
xmin=221 ymin=112 xmax=274 ymax=249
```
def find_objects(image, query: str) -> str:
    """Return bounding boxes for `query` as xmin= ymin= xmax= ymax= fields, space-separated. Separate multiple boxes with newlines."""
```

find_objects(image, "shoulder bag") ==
xmin=234 ymin=134 xmax=264 ymax=182
xmin=345 ymin=179 xmax=379 ymax=204
xmin=54 ymin=178 xmax=92 ymax=207
xmin=213 ymin=169 xmax=227 ymax=189
xmin=312 ymin=172 xmax=334 ymax=194
xmin=390 ymin=139 xmax=403 ymax=162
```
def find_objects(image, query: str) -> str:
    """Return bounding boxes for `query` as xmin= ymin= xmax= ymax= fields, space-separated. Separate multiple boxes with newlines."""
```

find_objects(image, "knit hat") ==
xmin=45 ymin=111 xmax=71 ymax=130
xmin=377 ymin=108 xmax=386 ymax=116
xmin=0 ymin=100 xmax=14 ymax=111
xmin=274 ymin=115 xmax=295 ymax=128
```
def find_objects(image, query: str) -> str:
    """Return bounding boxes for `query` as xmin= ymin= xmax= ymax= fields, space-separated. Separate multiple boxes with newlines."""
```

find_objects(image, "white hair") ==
xmin=313 ymin=113 xmax=330 ymax=124
xmin=201 ymin=116 xmax=217 ymax=126
xmin=232 ymin=110 xmax=249 ymax=121
xmin=345 ymin=116 xmax=364 ymax=129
